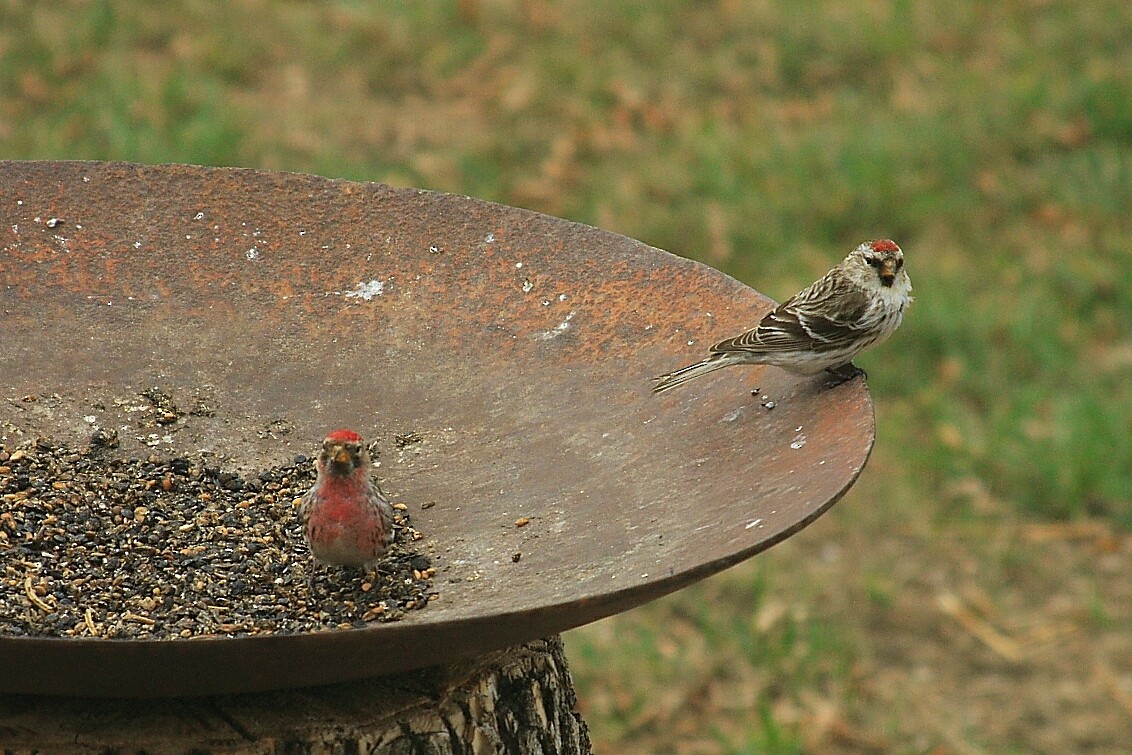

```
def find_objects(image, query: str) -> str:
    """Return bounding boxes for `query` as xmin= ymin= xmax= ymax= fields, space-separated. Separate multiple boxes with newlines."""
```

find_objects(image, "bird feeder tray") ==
xmin=0 ymin=161 xmax=874 ymax=696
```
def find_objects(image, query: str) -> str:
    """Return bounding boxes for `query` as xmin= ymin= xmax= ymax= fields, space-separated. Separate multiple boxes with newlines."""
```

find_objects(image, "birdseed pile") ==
xmin=0 ymin=435 xmax=437 ymax=639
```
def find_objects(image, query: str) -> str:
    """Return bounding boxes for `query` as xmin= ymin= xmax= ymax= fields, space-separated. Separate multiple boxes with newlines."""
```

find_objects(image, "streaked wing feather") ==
xmin=712 ymin=276 xmax=873 ymax=355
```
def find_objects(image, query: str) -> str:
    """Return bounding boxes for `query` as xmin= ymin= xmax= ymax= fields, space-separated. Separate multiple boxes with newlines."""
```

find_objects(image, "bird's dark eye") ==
xmin=866 ymin=258 xmax=882 ymax=268
xmin=895 ymin=259 xmax=903 ymax=271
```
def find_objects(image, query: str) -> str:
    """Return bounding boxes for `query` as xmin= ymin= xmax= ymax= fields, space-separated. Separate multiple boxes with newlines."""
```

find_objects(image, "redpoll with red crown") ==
xmin=654 ymin=239 xmax=912 ymax=393
xmin=299 ymin=429 xmax=394 ymax=583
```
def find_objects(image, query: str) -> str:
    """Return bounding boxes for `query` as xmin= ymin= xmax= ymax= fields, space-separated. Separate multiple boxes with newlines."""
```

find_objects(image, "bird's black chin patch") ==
xmin=328 ymin=459 xmax=354 ymax=476
xmin=880 ymin=276 xmax=894 ymax=287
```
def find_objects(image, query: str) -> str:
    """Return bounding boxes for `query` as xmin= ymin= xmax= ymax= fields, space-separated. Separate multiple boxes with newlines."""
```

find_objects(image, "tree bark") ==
xmin=0 ymin=636 xmax=591 ymax=754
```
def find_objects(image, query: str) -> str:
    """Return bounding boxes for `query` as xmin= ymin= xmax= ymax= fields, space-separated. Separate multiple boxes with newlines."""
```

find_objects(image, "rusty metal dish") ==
xmin=0 ymin=161 xmax=874 ymax=696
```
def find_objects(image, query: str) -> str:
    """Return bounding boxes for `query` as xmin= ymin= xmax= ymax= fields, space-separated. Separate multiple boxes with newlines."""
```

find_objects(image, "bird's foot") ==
xmin=824 ymin=363 xmax=866 ymax=387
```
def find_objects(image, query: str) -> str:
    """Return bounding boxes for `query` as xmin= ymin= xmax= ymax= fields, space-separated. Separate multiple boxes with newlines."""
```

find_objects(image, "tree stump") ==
xmin=0 ymin=637 xmax=591 ymax=754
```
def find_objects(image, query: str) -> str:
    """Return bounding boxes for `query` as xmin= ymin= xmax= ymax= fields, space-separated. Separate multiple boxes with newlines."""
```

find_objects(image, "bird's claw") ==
xmin=824 ymin=363 xmax=867 ymax=387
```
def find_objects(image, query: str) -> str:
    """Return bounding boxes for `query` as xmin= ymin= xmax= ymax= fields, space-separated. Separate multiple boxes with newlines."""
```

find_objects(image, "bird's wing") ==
xmin=712 ymin=277 xmax=872 ymax=355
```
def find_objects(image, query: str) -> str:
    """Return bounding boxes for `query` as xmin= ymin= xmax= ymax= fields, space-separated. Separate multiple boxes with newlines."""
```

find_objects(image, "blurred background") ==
xmin=2 ymin=1 xmax=1130 ymax=751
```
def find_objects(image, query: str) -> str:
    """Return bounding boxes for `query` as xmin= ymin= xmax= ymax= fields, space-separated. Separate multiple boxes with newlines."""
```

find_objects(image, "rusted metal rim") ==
xmin=0 ymin=161 xmax=874 ymax=696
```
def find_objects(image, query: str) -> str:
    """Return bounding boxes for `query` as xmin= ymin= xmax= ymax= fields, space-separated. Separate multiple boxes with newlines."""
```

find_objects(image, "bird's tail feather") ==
xmin=652 ymin=355 xmax=734 ymax=394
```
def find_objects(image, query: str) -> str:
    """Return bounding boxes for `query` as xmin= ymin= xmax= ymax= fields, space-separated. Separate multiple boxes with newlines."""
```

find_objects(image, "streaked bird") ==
xmin=653 ymin=239 xmax=912 ymax=394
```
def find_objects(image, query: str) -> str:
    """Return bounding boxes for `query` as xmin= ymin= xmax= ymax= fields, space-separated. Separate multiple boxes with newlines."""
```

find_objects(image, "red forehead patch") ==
xmin=325 ymin=428 xmax=364 ymax=443
xmin=870 ymin=239 xmax=900 ymax=253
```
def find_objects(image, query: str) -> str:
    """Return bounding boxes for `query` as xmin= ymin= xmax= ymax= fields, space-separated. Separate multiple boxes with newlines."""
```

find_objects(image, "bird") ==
xmin=653 ymin=239 xmax=912 ymax=394
xmin=299 ymin=429 xmax=394 ymax=585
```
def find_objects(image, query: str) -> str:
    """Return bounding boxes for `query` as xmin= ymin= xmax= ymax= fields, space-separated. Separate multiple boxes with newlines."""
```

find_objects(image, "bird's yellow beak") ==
xmin=332 ymin=447 xmax=351 ymax=464
xmin=880 ymin=258 xmax=897 ymax=286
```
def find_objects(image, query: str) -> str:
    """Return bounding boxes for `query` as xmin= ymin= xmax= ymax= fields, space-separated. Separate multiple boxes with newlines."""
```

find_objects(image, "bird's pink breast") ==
xmin=304 ymin=475 xmax=389 ymax=564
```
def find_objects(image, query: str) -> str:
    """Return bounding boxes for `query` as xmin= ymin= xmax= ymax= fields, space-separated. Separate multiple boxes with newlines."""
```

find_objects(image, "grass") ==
xmin=3 ymin=1 xmax=1131 ymax=750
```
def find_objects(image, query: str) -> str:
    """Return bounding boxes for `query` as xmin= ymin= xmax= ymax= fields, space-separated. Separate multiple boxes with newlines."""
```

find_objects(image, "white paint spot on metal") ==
xmin=343 ymin=280 xmax=385 ymax=300
xmin=537 ymin=311 xmax=576 ymax=340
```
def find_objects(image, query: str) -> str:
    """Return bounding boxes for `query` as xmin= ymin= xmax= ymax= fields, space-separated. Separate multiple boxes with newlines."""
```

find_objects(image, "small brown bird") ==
xmin=299 ymin=429 xmax=394 ymax=583
xmin=653 ymin=239 xmax=912 ymax=393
